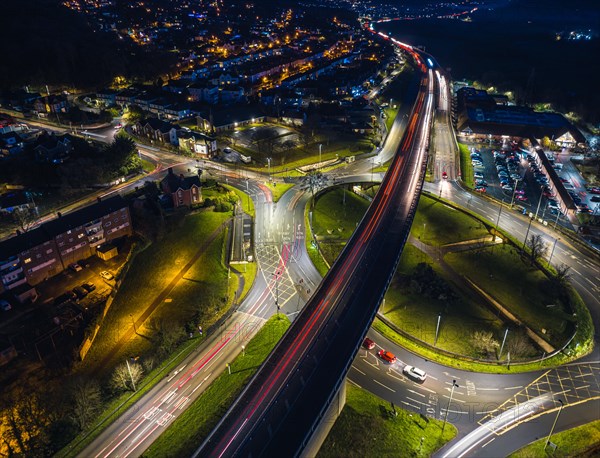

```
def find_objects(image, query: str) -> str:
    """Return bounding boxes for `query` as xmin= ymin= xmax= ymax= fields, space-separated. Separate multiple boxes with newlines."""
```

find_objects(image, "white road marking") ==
xmin=374 ymin=379 xmax=396 ymax=392
xmin=504 ymin=386 xmax=523 ymax=390
xmin=351 ymin=365 xmax=366 ymax=375
xmin=478 ymin=387 xmax=499 ymax=391
xmin=407 ymin=389 xmax=426 ymax=398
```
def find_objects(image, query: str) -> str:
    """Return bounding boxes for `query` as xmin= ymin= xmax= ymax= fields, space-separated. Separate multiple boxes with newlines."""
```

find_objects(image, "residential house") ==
xmin=95 ymin=88 xmax=119 ymax=106
xmin=178 ymin=130 xmax=217 ymax=157
xmin=188 ymin=81 xmax=219 ymax=104
xmin=160 ymin=168 xmax=202 ymax=208
xmin=199 ymin=104 xmax=266 ymax=132
xmin=33 ymin=132 xmax=73 ymax=163
xmin=33 ymin=95 xmax=70 ymax=115
xmin=220 ymin=86 xmax=246 ymax=104
xmin=132 ymin=118 xmax=179 ymax=145
xmin=0 ymin=131 xmax=25 ymax=157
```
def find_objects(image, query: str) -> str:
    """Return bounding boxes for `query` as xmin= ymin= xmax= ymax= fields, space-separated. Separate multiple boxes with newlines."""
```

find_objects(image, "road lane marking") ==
xmin=407 ymin=389 xmax=426 ymax=398
xmin=374 ymin=379 xmax=396 ymax=392
xmin=442 ymin=394 xmax=466 ymax=403
xmin=407 ymin=397 xmax=427 ymax=406
xmin=351 ymin=365 xmax=366 ymax=375
xmin=504 ymin=386 xmax=523 ymax=390
xmin=478 ymin=387 xmax=499 ymax=391
xmin=482 ymin=437 xmax=496 ymax=448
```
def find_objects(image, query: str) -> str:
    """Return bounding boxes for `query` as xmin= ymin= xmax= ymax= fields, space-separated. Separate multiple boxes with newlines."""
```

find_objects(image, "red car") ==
xmin=378 ymin=350 xmax=397 ymax=363
xmin=442 ymin=171 xmax=448 ymax=179
xmin=515 ymin=195 xmax=528 ymax=202
xmin=363 ymin=338 xmax=375 ymax=350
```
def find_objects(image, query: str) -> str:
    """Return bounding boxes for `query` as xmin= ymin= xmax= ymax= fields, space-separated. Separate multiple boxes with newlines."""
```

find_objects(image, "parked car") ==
xmin=73 ymin=286 xmax=89 ymax=299
xmin=403 ymin=365 xmax=427 ymax=382
xmin=475 ymin=186 xmax=487 ymax=193
xmin=363 ymin=338 xmax=375 ymax=350
xmin=69 ymin=263 xmax=83 ymax=272
xmin=588 ymin=187 xmax=600 ymax=194
xmin=474 ymin=172 xmax=484 ymax=179
xmin=378 ymin=350 xmax=397 ymax=363
xmin=442 ymin=171 xmax=448 ymax=179
xmin=591 ymin=196 xmax=600 ymax=203
xmin=81 ymin=282 xmax=96 ymax=292
xmin=0 ymin=299 xmax=12 ymax=312
xmin=515 ymin=195 xmax=528 ymax=202
xmin=55 ymin=291 xmax=77 ymax=306
xmin=100 ymin=271 xmax=114 ymax=281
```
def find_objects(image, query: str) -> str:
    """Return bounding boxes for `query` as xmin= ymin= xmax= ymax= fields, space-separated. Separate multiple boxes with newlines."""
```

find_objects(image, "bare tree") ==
xmin=70 ymin=377 xmax=101 ymax=430
xmin=110 ymin=362 xmax=143 ymax=392
xmin=555 ymin=263 xmax=571 ymax=285
xmin=471 ymin=331 xmax=499 ymax=357
xmin=506 ymin=329 xmax=535 ymax=358
xmin=12 ymin=207 xmax=37 ymax=233
xmin=148 ymin=317 xmax=185 ymax=356
xmin=527 ymin=234 xmax=547 ymax=265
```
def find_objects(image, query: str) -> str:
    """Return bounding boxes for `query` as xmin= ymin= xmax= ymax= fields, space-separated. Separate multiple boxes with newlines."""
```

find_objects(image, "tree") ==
xmin=555 ymin=263 xmax=571 ymax=285
xmin=471 ymin=331 xmax=499 ymax=357
xmin=70 ymin=377 xmax=101 ymax=430
xmin=12 ymin=206 xmax=37 ymax=233
xmin=527 ymin=234 xmax=548 ymax=265
xmin=110 ymin=362 xmax=143 ymax=392
xmin=148 ymin=317 xmax=185 ymax=356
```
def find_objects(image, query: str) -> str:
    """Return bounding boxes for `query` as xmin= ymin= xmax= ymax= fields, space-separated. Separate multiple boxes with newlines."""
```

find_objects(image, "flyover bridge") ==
xmin=194 ymin=56 xmax=435 ymax=458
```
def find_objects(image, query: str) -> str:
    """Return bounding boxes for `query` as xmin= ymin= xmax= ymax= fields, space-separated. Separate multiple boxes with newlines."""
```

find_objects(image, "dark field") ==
xmin=379 ymin=1 xmax=600 ymax=122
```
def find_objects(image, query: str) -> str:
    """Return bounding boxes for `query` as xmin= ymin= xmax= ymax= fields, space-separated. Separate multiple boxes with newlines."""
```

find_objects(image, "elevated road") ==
xmin=194 ymin=54 xmax=435 ymax=455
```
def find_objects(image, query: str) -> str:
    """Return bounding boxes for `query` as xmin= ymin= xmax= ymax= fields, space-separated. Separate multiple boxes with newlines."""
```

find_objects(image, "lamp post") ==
xmin=241 ymin=345 xmax=245 ymax=357
xmin=318 ymin=143 xmax=322 ymax=167
xmin=510 ymin=178 xmax=521 ymax=208
xmin=442 ymin=380 xmax=459 ymax=433
xmin=544 ymin=399 xmax=564 ymax=450
xmin=267 ymin=157 xmax=271 ymax=182
xmin=548 ymin=237 xmax=560 ymax=265
xmin=522 ymin=213 xmax=534 ymax=252
xmin=498 ymin=327 xmax=509 ymax=360
xmin=534 ymin=185 xmax=545 ymax=221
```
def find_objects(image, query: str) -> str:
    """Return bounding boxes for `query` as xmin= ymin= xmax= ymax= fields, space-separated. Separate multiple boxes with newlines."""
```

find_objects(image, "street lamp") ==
xmin=522 ymin=213 xmax=534 ymax=252
xmin=534 ymin=185 xmax=545 ymax=221
xmin=267 ymin=157 xmax=272 ymax=181
xmin=548 ymin=237 xmax=560 ymax=265
xmin=241 ymin=345 xmax=245 ymax=357
xmin=319 ymin=143 xmax=322 ymax=167
xmin=544 ymin=399 xmax=564 ymax=450
xmin=509 ymin=178 xmax=521 ymax=208
xmin=442 ymin=380 xmax=459 ymax=433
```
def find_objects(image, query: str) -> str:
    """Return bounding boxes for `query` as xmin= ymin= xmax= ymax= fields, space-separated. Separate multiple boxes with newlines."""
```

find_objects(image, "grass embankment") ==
xmin=144 ymin=315 xmax=290 ymax=458
xmin=459 ymin=143 xmax=474 ymax=188
xmin=510 ymin=420 xmax=600 ymax=458
xmin=310 ymin=187 xmax=371 ymax=265
xmin=318 ymin=383 xmax=457 ymax=458
xmin=223 ymin=183 xmax=255 ymax=217
xmin=445 ymin=245 xmax=575 ymax=349
xmin=412 ymin=195 xmax=489 ymax=245
xmin=77 ymin=211 xmax=231 ymax=376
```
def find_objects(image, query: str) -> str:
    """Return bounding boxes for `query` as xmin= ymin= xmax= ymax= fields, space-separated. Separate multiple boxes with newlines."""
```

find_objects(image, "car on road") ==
xmin=114 ymin=123 xmax=122 ymax=130
xmin=403 ymin=365 xmax=427 ymax=382
xmin=442 ymin=171 xmax=448 ymax=179
xmin=81 ymin=282 xmax=96 ymax=292
xmin=100 ymin=271 xmax=114 ymax=281
xmin=69 ymin=262 xmax=83 ymax=272
xmin=378 ymin=350 xmax=397 ymax=363
xmin=363 ymin=338 xmax=375 ymax=350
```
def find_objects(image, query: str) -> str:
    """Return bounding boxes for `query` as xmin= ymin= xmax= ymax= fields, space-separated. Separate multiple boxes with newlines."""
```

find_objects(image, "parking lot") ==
xmin=464 ymin=140 xmax=574 ymax=226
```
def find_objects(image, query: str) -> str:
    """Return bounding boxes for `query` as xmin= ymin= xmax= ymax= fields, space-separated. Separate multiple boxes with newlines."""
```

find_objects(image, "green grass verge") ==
xmin=305 ymin=201 xmax=329 ymax=277
xmin=318 ymin=383 xmax=457 ymax=458
xmin=384 ymin=106 xmax=399 ymax=132
xmin=235 ymin=261 xmax=258 ymax=303
xmin=76 ymin=211 xmax=230 ymax=376
xmin=412 ymin=195 xmax=490 ymax=245
xmin=140 ymin=158 xmax=155 ymax=173
xmin=223 ymin=183 xmax=255 ymax=217
xmin=143 ymin=315 xmax=291 ymax=458
xmin=510 ymin=419 xmax=600 ymax=458
xmin=445 ymin=245 xmax=574 ymax=348
xmin=459 ymin=143 xmax=474 ymax=188
xmin=263 ymin=181 xmax=295 ymax=202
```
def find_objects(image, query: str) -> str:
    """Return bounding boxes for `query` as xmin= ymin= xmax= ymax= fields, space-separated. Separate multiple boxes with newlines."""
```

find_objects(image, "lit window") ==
xmin=24 ymin=258 xmax=31 ymax=264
